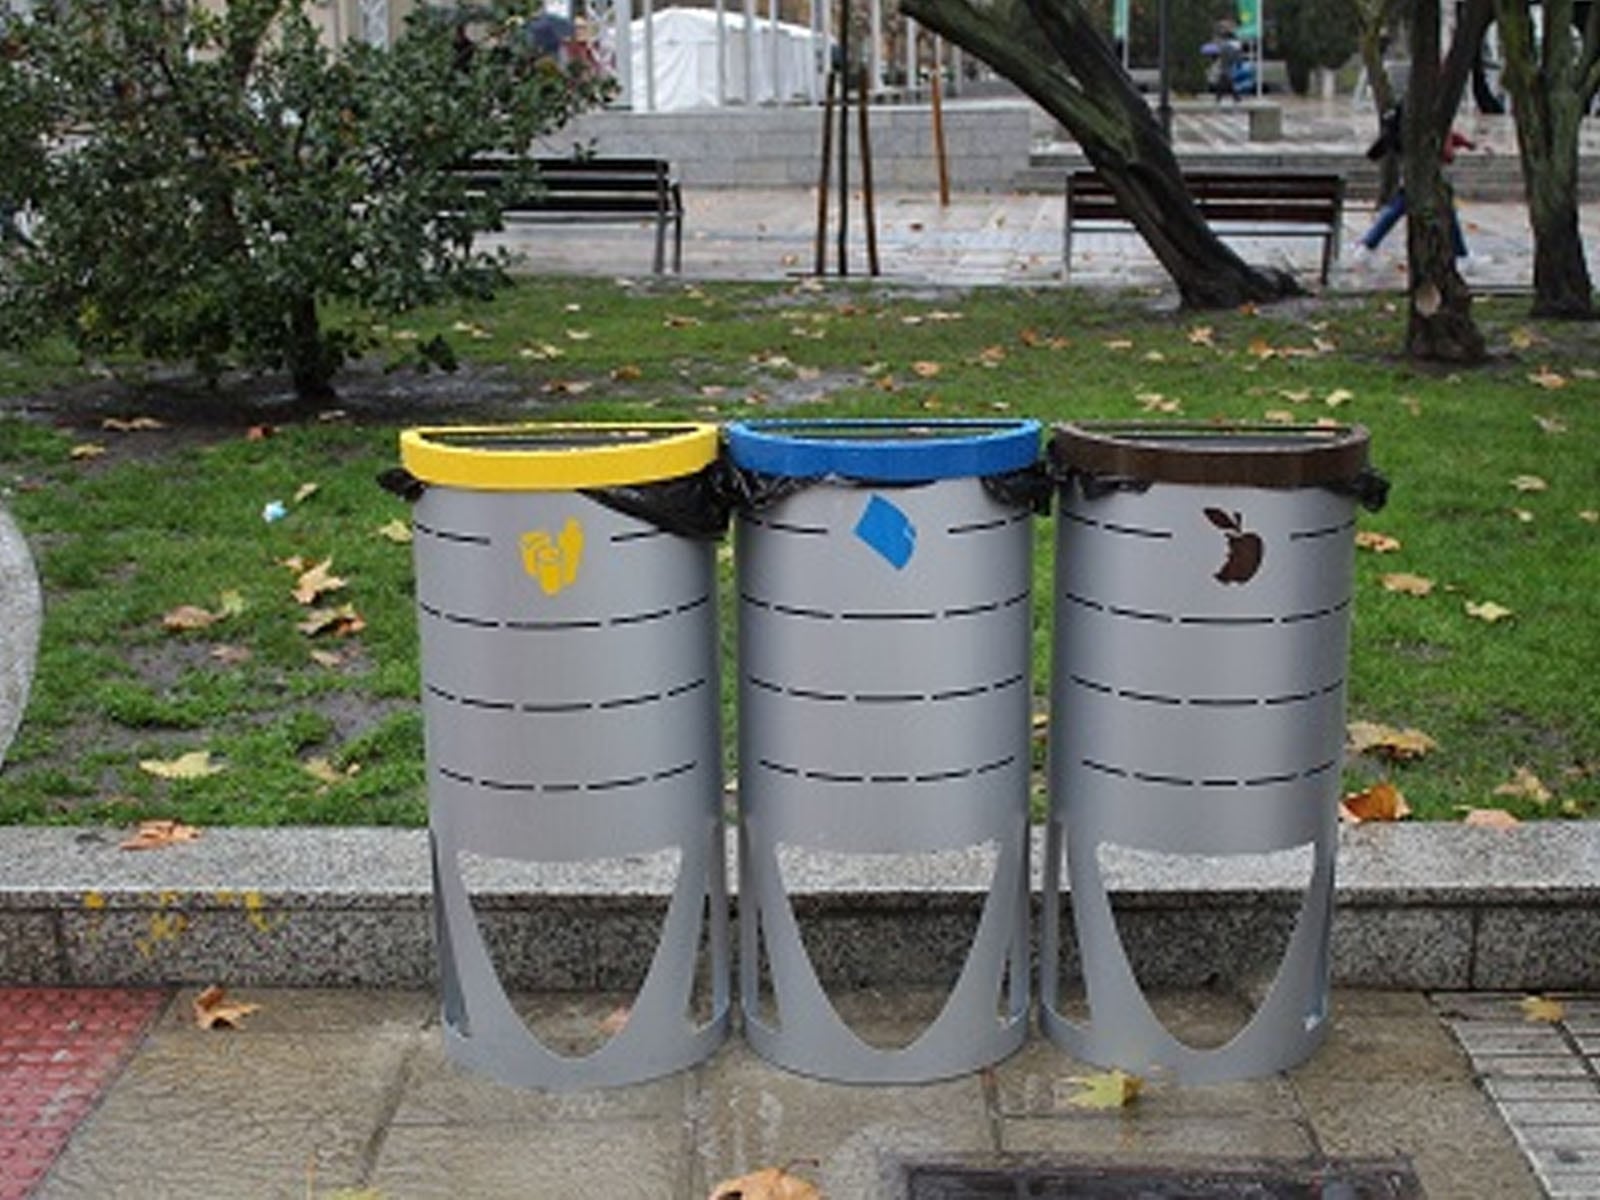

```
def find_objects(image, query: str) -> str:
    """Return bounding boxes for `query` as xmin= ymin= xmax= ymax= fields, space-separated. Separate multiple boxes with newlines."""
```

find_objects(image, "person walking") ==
xmin=1357 ymin=104 xmax=1475 ymax=258
xmin=1205 ymin=22 xmax=1243 ymax=104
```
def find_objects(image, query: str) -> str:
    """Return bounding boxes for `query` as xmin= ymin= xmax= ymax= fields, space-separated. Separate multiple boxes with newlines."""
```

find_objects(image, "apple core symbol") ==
xmin=1205 ymin=508 xmax=1264 ymax=584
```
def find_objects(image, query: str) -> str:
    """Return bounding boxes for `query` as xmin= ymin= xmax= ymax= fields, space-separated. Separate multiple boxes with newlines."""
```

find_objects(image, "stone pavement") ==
xmin=6 ymin=984 xmax=1576 ymax=1199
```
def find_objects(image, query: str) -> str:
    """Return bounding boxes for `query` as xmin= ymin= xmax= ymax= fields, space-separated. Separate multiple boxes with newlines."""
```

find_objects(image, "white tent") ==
xmin=630 ymin=7 xmax=823 ymax=111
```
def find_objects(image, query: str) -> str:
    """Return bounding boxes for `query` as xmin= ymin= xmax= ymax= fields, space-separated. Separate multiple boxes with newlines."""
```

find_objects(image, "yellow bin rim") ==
xmin=399 ymin=423 xmax=719 ymax=491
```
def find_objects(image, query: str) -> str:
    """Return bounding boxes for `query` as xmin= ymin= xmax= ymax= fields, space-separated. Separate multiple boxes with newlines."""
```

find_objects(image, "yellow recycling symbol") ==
xmin=520 ymin=518 xmax=584 ymax=596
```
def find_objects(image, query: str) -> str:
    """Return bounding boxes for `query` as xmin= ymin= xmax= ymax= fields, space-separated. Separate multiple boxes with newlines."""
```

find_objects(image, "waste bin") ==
xmin=727 ymin=418 xmax=1043 ymax=1083
xmin=1041 ymin=421 xmax=1386 ymax=1083
xmin=395 ymin=423 xmax=730 ymax=1090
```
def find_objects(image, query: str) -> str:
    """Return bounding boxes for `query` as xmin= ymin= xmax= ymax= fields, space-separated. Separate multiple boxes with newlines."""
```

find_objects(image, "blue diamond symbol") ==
xmin=854 ymin=495 xmax=916 ymax=569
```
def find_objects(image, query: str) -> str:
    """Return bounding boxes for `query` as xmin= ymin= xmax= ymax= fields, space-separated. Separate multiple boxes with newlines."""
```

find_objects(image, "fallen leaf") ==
xmin=1413 ymin=281 xmax=1442 ymax=317
xmin=564 ymin=327 xmax=594 ymax=340
xmin=708 ymin=1164 xmax=821 ymax=1200
xmin=1324 ymin=388 xmax=1354 ymax=408
xmin=1493 ymin=767 xmax=1552 ymax=805
xmin=597 ymin=1005 xmax=631 ymax=1036
xmin=1534 ymin=414 xmax=1568 ymax=435
xmin=139 ymin=750 xmax=225 ymax=780
xmin=376 ymin=519 xmax=412 ymax=544
xmin=120 ymin=819 xmax=203 ymax=850
xmin=1380 ymin=573 xmax=1435 ymax=596
xmin=1263 ymin=410 xmax=1296 ymax=424
xmin=209 ymin=644 xmax=253 ymax=665
xmin=1142 ymin=350 xmax=1166 ymax=362
xmin=298 ymin=604 xmax=365 ymax=637
xmin=1508 ymin=326 xmax=1542 ymax=351
xmin=1521 ymin=995 xmax=1566 ymax=1023
xmin=162 ymin=604 xmax=222 ymax=632
xmin=1465 ymin=600 xmax=1513 ymax=623
xmin=193 ymin=984 xmax=260 ymax=1031
xmin=1528 ymin=367 xmax=1567 ymax=390
xmin=1355 ymin=531 xmax=1402 ymax=553
xmin=1065 ymin=1068 xmax=1143 ymax=1110
xmin=611 ymin=364 xmax=643 ymax=381
xmin=1279 ymin=388 xmax=1312 ymax=403
xmin=1511 ymin=508 xmax=1535 ymax=524
xmin=975 ymin=345 xmax=1007 ymax=367
xmin=1341 ymin=780 xmax=1412 ymax=823
xmin=1103 ymin=338 xmax=1134 ymax=351
xmin=519 ymin=342 xmax=564 ymax=361
xmin=1511 ymin=475 xmax=1549 ymax=493
xmin=69 ymin=443 xmax=107 ymax=460
xmin=1461 ymin=807 xmax=1520 ymax=829
xmin=1581 ymin=511 xmax=1599 ymax=524
xmin=293 ymin=482 xmax=319 ymax=504
xmin=1186 ymin=326 xmax=1214 ymax=346
xmin=246 ymin=424 xmax=276 ymax=441
xmin=1347 ymin=721 xmax=1438 ymax=761
xmin=662 ymin=314 xmax=700 ymax=329
xmin=1246 ymin=337 xmax=1275 ymax=359
xmin=1138 ymin=393 xmax=1182 ymax=414
xmin=292 ymin=559 xmax=346 ymax=606
xmin=303 ymin=757 xmax=356 ymax=786
xmin=101 ymin=416 xmax=166 ymax=432
xmin=214 ymin=590 xmax=246 ymax=619
xmin=541 ymin=379 xmax=591 ymax=395
xmin=910 ymin=360 xmax=943 ymax=378
xmin=308 ymin=649 xmax=345 ymax=668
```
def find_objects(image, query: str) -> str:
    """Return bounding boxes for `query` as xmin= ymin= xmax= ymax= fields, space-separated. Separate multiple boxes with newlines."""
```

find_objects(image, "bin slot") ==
xmin=610 ymin=528 xmax=667 ymax=544
xmin=946 ymin=512 xmax=1029 ymax=535
xmin=1060 ymin=510 xmax=1173 ymax=540
xmin=1277 ymin=599 xmax=1352 ymax=624
xmin=1289 ymin=518 xmax=1357 ymax=541
xmin=413 ymin=521 xmax=491 ymax=546
xmin=1078 ymin=757 xmax=1339 ymax=789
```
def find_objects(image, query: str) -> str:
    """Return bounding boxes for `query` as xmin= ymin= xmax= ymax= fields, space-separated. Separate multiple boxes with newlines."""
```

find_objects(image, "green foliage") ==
xmin=1276 ymin=0 xmax=1359 ymax=93
xmin=0 ymin=0 xmax=610 ymax=401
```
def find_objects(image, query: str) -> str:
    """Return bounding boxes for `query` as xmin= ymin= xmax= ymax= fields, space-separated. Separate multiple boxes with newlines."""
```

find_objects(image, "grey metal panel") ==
xmin=1042 ymin=470 xmax=1355 ymax=1083
xmin=738 ymin=478 xmax=1032 ymax=1083
xmin=414 ymin=484 xmax=728 ymax=1090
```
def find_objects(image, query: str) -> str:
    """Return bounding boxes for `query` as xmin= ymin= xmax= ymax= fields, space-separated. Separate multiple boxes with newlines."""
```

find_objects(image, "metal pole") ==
xmin=1157 ymin=0 xmax=1171 ymax=140
xmin=816 ymin=71 xmax=836 ymax=275
xmin=837 ymin=0 xmax=850 ymax=274
xmin=858 ymin=65 xmax=880 ymax=275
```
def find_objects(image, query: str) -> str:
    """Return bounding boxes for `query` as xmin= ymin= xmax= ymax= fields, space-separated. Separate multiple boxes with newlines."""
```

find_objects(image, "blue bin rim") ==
xmin=724 ymin=418 xmax=1041 ymax=482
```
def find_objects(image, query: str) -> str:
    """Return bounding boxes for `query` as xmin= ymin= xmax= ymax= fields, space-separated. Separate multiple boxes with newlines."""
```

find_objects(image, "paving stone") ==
xmin=1545 ymin=1176 xmax=1600 ymax=1198
xmin=689 ymin=1037 xmax=992 ymax=1200
xmin=1446 ymin=1023 xmax=1568 ymax=1055
xmin=1497 ymin=1099 xmax=1600 ymax=1127
xmin=371 ymin=1119 xmax=688 ymax=1198
xmin=149 ymin=987 xmax=433 ymax=1034
xmin=1485 ymin=1076 xmax=1600 ymax=1103
xmin=999 ymin=1113 xmax=1315 ymax=1159
xmin=1290 ymin=990 xmax=1470 ymax=1083
xmin=1474 ymin=1054 xmax=1592 ymax=1079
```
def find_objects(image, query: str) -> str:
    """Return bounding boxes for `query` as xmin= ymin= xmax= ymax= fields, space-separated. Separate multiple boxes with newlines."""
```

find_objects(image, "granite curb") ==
xmin=2 ymin=823 xmax=1595 ymax=993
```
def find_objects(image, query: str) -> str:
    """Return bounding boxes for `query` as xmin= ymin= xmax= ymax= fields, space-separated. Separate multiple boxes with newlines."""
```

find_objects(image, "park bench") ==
xmin=1063 ymin=169 xmax=1346 ymax=285
xmin=453 ymin=156 xmax=684 ymax=274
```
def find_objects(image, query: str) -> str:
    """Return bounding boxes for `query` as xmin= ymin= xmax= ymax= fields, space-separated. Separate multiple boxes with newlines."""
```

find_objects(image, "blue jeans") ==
xmin=1362 ymin=189 xmax=1468 ymax=257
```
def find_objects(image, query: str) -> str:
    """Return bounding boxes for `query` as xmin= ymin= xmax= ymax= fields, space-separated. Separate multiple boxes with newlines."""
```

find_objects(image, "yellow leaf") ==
xmin=1186 ymin=325 xmax=1215 ymax=346
xmin=1511 ymin=475 xmax=1549 ymax=493
xmin=975 ymin=345 xmax=1007 ymax=367
xmin=69 ymin=443 xmax=107 ymax=460
xmin=120 ymin=819 xmax=203 ymax=851
xmin=1142 ymin=350 xmax=1166 ymax=363
xmin=193 ymin=984 xmax=260 ymax=1031
xmin=303 ymin=757 xmax=356 ymax=786
xmin=1493 ymin=767 xmax=1552 ymax=806
xmin=376 ymin=519 xmax=412 ymax=544
xmin=1534 ymin=414 xmax=1568 ymax=435
xmin=162 ymin=604 xmax=221 ymax=632
xmin=293 ymin=482 xmax=319 ymax=505
xmin=565 ymin=327 xmax=594 ymax=340
xmin=1347 ymin=721 xmax=1437 ymax=761
xmin=611 ymin=364 xmax=643 ymax=381
xmin=1461 ymin=807 xmax=1520 ymax=830
xmin=101 ymin=416 xmax=167 ymax=432
xmin=1263 ymin=410 xmax=1296 ymax=424
xmin=1340 ymin=780 xmax=1411 ymax=823
xmin=1528 ymin=367 xmax=1567 ymax=390
xmin=293 ymin=558 xmax=346 ymax=606
xmin=1354 ymin=531 xmax=1402 ymax=553
xmin=1521 ymin=995 xmax=1566 ymax=1023
xmin=1065 ymin=1068 xmax=1143 ymax=1110
xmin=661 ymin=315 xmax=699 ymax=329
xmin=1580 ymin=511 xmax=1599 ymax=524
xmin=214 ymin=589 xmax=246 ymax=619
xmin=910 ymin=360 xmax=943 ymax=378
xmin=139 ymin=750 xmax=224 ymax=780
xmin=519 ymin=342 xmax=564 ymax=360
xmin=1279 ymin=388 xmax=1311 ymax=403
xmin=1246 ymin=337 xmax=1275 ymax=359
xmin=1103 ymin=338 xmax=1134 ymax=351
xmin=1465 ymin=600 xmax=1513 ymax=623
xmin=1380 ymin=573 xmax=1435 ymax=597
xmin=1511 ymin=508 xmax=1535 ymax=524
xmin=1324 ymin=388 xmax=1354 ymax=407
xmin=1508 ymin=326 xmax=1542 ymax=351
xmin=1138 ymin=393 xmax=1182 ymax=414
xmin=298 ymin=604 xmax=365 ymax=638
xmin=708 ymin=1165 xmax=822 ymax=1200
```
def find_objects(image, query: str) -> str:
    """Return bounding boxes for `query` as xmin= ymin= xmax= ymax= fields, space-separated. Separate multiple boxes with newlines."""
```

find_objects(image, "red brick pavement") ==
xmin=0 ymin=988 xmax=169 ymax=1200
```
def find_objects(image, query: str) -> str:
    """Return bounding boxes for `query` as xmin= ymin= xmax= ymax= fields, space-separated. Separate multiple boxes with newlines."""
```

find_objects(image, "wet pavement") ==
xmin=6 ymin=985 xmax=1582 ymax=1199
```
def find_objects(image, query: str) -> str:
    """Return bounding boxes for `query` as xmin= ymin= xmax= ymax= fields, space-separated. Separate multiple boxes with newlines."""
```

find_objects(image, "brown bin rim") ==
xmin=1051 ymin=421 xmax=1370 ymax=489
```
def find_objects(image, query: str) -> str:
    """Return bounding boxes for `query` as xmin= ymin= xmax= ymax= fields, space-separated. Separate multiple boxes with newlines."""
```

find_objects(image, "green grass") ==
xmin=2 ymin=277 xmax=1597 ymax=826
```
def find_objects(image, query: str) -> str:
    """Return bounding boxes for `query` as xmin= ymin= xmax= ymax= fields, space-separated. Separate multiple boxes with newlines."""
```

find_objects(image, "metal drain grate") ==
xmin=906 ymin=1158 xmax=1424 ymax=1199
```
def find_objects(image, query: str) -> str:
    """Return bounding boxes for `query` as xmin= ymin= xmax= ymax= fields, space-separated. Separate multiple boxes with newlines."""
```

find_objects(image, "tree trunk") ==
xmin=288 ymin=294 xmax=339 ymax=406
xmin=1404 ymin=0 xmax=1485 ymax=363
xmin=1494 ymin=0 xmax=1595 ymax=318
xmin=901 ymin=0 xmax=1302 ymax=308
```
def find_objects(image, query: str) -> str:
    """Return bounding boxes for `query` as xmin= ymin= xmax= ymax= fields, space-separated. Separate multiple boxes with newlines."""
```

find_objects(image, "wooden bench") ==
xmin=1064 ymin=170 xmax=1346 ymax=284
xmin=453 ymin=157 xmax=684 ymax=274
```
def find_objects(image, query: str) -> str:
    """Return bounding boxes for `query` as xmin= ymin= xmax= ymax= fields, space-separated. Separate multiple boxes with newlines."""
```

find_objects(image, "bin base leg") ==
xmin=1040 ymin=818 xmax=1334 ymax=1084
xmin=432 ymin=827 xmax=730 ymax=1091
xmin=739 ymin=823 xmax=1029 ymax=1085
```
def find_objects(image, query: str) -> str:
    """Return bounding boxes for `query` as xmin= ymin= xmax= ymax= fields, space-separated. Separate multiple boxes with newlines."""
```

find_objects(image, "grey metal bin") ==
xmin=1041 ymin=422 xmax=1386 ymax=1083
xmin=727 ymin=418 xmax=1043 ymax=1084
xmin=396 ymin=423 xmax=730 ymax=1090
